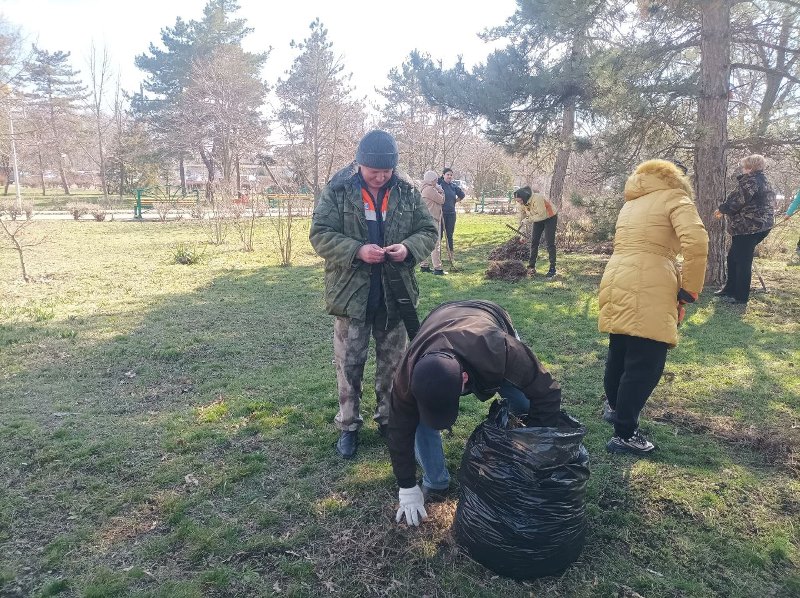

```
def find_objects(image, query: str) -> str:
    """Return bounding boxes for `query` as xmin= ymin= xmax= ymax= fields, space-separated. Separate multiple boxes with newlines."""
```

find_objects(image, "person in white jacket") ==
xmin=419 ymin=170 xmax=447 ymax=275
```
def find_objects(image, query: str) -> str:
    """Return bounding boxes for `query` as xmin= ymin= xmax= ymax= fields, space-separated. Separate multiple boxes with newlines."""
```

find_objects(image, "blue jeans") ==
xmin=414 ymin=380 xmax=529 ymax=490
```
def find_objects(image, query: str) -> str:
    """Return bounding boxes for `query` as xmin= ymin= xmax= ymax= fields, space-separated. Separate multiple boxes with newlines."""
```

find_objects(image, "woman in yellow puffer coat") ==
xmin=598 ymin=159 xmax=708 ymax=456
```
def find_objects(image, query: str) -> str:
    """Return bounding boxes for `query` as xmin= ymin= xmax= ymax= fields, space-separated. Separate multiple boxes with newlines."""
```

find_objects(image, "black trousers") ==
xmin=722 ymin=230 xmax=770 ymax=302
xmin=441 ymin=212 xmax=456 ymax=252
xmin=529 ymin=215 xmax=558 ymax=271
xmin=604 ymin=334 xmax=668 ymax=439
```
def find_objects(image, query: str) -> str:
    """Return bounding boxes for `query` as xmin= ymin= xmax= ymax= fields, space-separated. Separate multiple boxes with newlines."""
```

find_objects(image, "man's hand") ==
xmin=384 ymin=243 xmax=408 ymax=262
xmin=395 ymin=486 xmax=427 ymax=526
xmin=714 ymin=209 xmax=723 ymax=219
xmin=357 ymin=244 xmax=386 ymax=264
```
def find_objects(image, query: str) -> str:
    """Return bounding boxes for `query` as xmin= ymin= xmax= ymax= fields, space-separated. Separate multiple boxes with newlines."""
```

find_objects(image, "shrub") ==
xmin=568 ymin=192 xmax=622 ymax=242
xmin=153 ymin=201 xmax=173 ymax=222
xmin=172 ymin=242 xmax=203 ymax=265
xmin=22 ymin=201 xmax=34 ymax=220
xmin=90 ymin=206 xmax=107 ymax=222
xmin=66 ymin=202 xmax=89 ymax=220
xmin=0 ymin=200 xmax=23 ymax=220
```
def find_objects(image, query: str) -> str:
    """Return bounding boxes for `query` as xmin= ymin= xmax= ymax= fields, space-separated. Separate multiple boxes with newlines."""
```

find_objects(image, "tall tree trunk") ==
xmin=179 ymin=156 xmax=186 ymax=196
xmin=48 ymin=104 xmax=70 ymax=195
xmin=37 ymin=147 xmax=46 ymax=196
xmin=694 ymin=0 xmax=731 ymax=287
xmin=549 ymin=31 xmax=582 ymax=208
xmin=96 ymin=123 xmax=108 ymax=203
xmin=235 ymin=155 xmax=241 ymax=196
xmin=549 ymin=97 xmax=575 ymax=207
xmin=200 ymin=143 xmax=215 ymax=201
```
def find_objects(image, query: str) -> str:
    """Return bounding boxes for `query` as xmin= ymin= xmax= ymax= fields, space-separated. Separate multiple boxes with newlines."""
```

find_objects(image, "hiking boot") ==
xmin=527 ymin=266 xmax=536 ymax=276
xmin=546 ymin=267 xmax=556 ymax=278
xmin=713 ymin=288 xmax=733 ymax=297
xmin=421 ymin=485 xmax=452 ymax=503
xmin=420 ymin=265 xmax=432 ymax=273
xmin=433 ymin=269 xmax=447 ymax=275
xmin=335 ymin=430 xmax=358 ymax=459
xmin=601 ymin=397 xmax=616 ymax=424
xmin=606 ymin=430 xmax=655 ymax=456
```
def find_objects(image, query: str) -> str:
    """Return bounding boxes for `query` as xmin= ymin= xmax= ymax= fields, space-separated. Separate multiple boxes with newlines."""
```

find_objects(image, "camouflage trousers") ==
xmin=333 ymin=315 xmax=407 ymax=432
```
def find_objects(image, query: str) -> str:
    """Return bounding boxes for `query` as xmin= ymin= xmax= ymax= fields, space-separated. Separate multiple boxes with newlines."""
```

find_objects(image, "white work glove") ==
xmin=395 ymin=485 xmax=427 ymax=526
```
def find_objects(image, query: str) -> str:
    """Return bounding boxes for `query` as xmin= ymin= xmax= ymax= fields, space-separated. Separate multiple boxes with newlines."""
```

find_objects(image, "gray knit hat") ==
xmin=356 ymin=130 xmax=399 ymax=169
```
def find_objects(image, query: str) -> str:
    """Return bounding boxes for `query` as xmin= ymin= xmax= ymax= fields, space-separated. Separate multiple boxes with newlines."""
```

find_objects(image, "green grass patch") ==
xmin=0 ymin=216 xmax=798 ymax=597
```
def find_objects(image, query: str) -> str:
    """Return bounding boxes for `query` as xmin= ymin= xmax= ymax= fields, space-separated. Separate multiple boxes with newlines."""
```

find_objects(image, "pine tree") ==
xmin=25 ymin=46 xmax=87 ymax=195
xmin=274 ymin=19 xmax=366 ymax=199
xmin=134 ymin=0 xmax=267 ymax=195
xmin=412 ymin=0 xmax=629 ymax=206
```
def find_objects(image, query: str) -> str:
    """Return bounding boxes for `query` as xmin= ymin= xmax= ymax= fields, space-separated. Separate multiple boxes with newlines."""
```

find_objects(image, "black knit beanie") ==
xmin=410 ymin=351 xmax=463 ymax=430
xmin=514 ymin=186 xmax=532 ymax=205
xmin=356 ymin=130 xmax=399 ymax=169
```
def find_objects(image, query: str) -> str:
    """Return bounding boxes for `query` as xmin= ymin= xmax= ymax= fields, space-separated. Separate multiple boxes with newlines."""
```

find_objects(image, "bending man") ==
xmin=387 ymin=300 xmax=562 ymax=526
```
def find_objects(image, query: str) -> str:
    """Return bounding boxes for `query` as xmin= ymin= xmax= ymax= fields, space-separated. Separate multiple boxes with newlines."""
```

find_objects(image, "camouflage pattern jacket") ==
xmin=309 ymin=163 xmax=437 ymax=323
xmin=719 ymin=171 xmax=775 ymax=236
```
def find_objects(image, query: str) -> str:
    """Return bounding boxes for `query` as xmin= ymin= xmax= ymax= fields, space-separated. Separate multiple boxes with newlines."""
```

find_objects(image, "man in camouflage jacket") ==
xmin=309 ymin=130 xmax=437 ymax=458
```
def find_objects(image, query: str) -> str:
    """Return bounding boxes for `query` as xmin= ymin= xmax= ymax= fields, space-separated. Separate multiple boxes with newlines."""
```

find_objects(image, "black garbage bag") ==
xmin=452 ymin=400 xmax=590 ymax=579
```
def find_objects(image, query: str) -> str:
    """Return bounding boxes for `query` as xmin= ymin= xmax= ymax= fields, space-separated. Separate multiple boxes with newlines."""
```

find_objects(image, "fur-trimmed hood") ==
xmin=327 ymin=161 xmax=416 ymax=193
xmin=624 ymin=159 xmax=694 ymax=202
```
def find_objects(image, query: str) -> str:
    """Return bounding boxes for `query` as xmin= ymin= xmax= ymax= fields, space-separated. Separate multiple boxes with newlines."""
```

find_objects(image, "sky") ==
xmin=0 ymin=0 xmax=519 ymax=107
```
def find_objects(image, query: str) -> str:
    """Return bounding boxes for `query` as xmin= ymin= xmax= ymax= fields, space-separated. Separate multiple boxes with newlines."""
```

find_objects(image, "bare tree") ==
xmin=0 ymin=214 xmax=46 ymax=282
xmin=378 ymin=58 xmax=469 ymax=177
xmin=177 ymin=44 xmax=268 ymax=202
xmin=87 ymin=42 xmax=112 ymax=204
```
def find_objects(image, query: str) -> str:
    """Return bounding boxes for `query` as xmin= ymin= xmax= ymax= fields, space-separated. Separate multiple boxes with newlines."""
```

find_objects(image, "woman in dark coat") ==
xmin=714 ymin=154 xmax=775 ymax=305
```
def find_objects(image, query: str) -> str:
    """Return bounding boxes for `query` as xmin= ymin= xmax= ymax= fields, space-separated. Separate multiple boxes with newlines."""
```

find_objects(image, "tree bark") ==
xmin=179 ymin=156 xmax=186 ymax=196
xmin=694 ymin=0 xmax=731 ymax=287
xmin=37 ymin=147 xmax=46 ymax=196
xmin=549 ymin=97 xmax=575 ymax=207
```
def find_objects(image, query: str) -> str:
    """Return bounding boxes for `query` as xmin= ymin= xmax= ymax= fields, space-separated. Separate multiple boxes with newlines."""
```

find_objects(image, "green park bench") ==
xmin=133 ymin=188 xmax=201 ymax=218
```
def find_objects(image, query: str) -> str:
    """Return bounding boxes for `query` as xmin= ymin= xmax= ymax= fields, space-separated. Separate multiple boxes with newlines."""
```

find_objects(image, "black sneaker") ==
xmin=335 ymin=430 xmax=358 ymax=459
xmin=421 ymin=485 xmax=452 ymax=503
xmin=420 ymin=265 xmax=432 ymax=273
xmin=546 ymin=268 xmax=556 ymax=278
xmin=433 ymin=269 xmax=447 ymax=276
xmin=713 ymin=288 xmax=733 ymax=297
xmin=606 ymin=430 xmax=655 ymax=456
xmin=601 ymin=397 xmax=616 ymax=424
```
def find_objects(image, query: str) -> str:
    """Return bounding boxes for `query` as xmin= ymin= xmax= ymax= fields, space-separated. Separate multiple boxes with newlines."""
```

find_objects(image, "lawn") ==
xmin=0 ymin=214 xmax=798 ymax=597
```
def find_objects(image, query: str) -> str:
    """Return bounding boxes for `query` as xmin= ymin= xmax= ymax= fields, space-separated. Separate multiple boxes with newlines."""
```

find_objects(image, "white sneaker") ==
xmin=606 ymin=429 xmax=655 ymax=455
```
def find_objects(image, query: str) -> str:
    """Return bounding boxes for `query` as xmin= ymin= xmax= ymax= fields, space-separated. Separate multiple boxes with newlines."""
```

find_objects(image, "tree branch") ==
xmin=730 ymin=62 xmax=800 ymax=84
